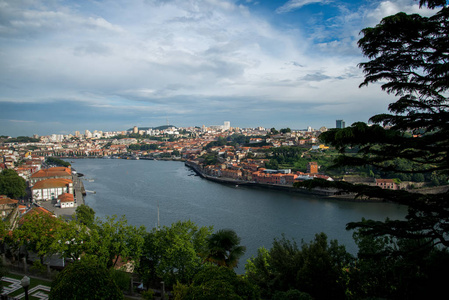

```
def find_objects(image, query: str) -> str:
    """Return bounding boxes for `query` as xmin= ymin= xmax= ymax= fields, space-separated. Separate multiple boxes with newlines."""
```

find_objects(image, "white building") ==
xmin=32 ymin=178 xmax=73 ymax=201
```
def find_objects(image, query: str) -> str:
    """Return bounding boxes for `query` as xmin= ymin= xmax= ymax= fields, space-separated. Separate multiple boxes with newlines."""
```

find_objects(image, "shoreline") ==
xmin=183 ymin=160 xmax=378 ymax=202
xmin=63 ymin=157 xmax=444 ymax=203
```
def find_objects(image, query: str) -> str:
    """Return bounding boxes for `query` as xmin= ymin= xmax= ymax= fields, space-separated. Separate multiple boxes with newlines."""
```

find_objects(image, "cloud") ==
xmin=276 ymin=0 xmax=330 ymax=14
xmin=0 ymin=0 xmax=436 ymax=136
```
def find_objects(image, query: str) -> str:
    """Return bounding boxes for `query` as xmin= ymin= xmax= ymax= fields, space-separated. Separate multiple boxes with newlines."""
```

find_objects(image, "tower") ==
xmin=336 ymin=120 xmax=345 ymax=129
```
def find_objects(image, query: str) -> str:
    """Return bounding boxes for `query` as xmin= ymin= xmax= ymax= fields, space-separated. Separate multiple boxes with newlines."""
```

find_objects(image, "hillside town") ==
xmin=1 ymin=122 xmax=415 ymax=221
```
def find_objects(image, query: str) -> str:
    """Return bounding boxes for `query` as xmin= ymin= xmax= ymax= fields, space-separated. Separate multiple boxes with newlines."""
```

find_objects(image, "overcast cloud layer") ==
xmin=0 ymin=0 xmax=435 ymax=136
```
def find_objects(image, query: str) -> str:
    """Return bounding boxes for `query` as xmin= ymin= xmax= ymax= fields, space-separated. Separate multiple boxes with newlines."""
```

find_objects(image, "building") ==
xmin=307 ymin=162 xmax=318 ymax=174
xmin=30 ymin=167 xmax=72 ymax=185
xmin=58 ymin=193 xmax=75 ymax=208
xmin=32 ymin=178 xmax=73 ymax=201
xmin=375 ymin=178 xmax=398 ymax=190
xmin=336 ymin=120 xmax=345 ymax=129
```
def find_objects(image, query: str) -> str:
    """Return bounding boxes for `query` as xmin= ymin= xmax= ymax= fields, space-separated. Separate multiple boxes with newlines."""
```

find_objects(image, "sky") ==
xmin=0 ymin=0 xmax=437 ymax=137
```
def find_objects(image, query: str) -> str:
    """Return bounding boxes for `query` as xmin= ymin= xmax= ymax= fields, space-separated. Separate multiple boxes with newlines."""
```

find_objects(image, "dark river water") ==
xmin=70 ymin=158 xmax=407 ymax=272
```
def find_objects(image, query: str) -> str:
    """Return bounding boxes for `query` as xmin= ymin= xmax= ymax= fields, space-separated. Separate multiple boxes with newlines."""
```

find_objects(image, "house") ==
xmin=58 ymin=193 xmax=75 ymax=208
xmin=30 ymin=167 xmax=72 ymax=185
xmin=31 ymin=178 xmax=73 ymax=201
xmin=376 ymin=178 xmax=398 ymax=190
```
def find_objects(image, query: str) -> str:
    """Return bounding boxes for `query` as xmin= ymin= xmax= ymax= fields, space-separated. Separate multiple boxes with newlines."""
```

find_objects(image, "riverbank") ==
xmin=184 ymin=160 xmax=350 ymax=198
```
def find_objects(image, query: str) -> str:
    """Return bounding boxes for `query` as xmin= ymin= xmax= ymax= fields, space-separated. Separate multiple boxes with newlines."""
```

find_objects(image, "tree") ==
xmin=245 ymin=233 xmax=353 ymax=300
xmin=75 ymin=204 xmax=96 ymax=228
xmin=46 ymin=157 xmax=71 ymax=167
xmin=140 ymin=220 xmax=213 ymax=287
xmin=14 ymin=211 xmax=67 ymax=264
xmin=295 ymin=0 xmax=449 ymax=251
xmin=205 ymin=229 xmax=246 ymax=269
xmin=49 ymin=259 xmax=123 ymax=300
xmin=0 ymin=169 xmax=26 ymax=199
xmin=174 ymin=265 xmax=259 ymax=300
xmin=280 ymin=128 xmax=291 ymax=134
xmin=348 ymin=225 xmax=449 ymax=299
xmin=88 ymin=215 xmax=146 ymax=269
xmin=52 ymin=219 xmax=92 ymax=262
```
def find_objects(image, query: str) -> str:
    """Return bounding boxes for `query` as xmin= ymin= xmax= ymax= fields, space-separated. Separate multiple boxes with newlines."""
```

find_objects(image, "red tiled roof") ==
xmin=32 ymin=178 xmax=72 ymax=189
xmin=31 ymin=167 xmax=71 ymax=178
xmin=58 ymin=193 xmax=74 ymax=203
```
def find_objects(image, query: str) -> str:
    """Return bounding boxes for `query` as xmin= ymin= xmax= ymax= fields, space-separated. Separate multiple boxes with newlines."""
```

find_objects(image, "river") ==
xmin=69 ymin=158 xmax=407 ymax=272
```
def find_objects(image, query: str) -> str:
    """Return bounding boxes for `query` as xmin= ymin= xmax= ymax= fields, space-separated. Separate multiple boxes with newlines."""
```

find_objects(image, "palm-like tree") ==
xmin=205 ymin=229 xmax=246 ymax=268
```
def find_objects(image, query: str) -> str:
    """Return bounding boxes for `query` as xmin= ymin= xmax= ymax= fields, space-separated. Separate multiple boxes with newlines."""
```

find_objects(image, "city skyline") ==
xmin=0 ymin=0 xmax=436 ymax=137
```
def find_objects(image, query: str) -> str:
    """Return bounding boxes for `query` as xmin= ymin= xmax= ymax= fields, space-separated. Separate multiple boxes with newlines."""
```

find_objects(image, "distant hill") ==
xmin=127 ymin=125 xmax=177 ymax=131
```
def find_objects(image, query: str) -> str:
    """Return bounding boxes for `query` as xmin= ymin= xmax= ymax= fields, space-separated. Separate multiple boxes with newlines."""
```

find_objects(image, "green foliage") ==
xmin=245 ymin=233 xmax=353 ymax=300
xmin=349 ymin=227 xmax=449 ymax=299
xmin=141 ymin=289 xmax=154 ymax=300
xmin=75 ymin=204 xmax=96 ymax=228
xmin=5 ymin=136 xmax=39 ymax=143
xmin=109 ymin=269 xmax=131 ymax=292
xmin=90 ymin=215 xmax=146 ymax=269
xmin=14 ymin=212 xmax=67 ymax=262
xmin=199 ymin=153 xmax=219 ymax=166
xmin=204 ymin=136 xmax=228 ymax=150
xmin=30 ymin=260 xmax=47 ymax=275
xmin=49 ymin=259 xmax=123 ymax=300
xmin=51 ymin=219 xmax=91 ymax=261
xmin=0 ymin=258 xmax=6 ymax=294
xmin=46 ymin=157 xmax=71 ymax=167
xmin=205 ymin=229 xmax=246 ymax=268
xmin=140 ymin=220 xmax=213 ymax=287
xmin=0 ymin=169 xmax=27 ymax=199
xmin=179 ymin=265 xmax=260 ymax=300
xmin=272 ymin=289 xmax=313 ymax=300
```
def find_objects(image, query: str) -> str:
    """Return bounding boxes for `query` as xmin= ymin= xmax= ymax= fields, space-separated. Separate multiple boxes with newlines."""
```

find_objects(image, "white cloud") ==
xmin=276 ymin=0 xmax=330 ymax=14
xmin=0 ymin=0 xmax=439 ymax=135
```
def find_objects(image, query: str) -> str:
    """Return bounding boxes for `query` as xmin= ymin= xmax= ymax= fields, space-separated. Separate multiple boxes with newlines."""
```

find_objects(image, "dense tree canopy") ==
xmin=91 ymin=215 xmax=146 ymax=269
xmin=74 ymin=204 xmax=96 ymax=228
xmin=140 ymin=220 xmax=213 ymax=287
xmin=49 ymin=259 xmax=123 ymax=300
xmin=174 ymin=265 xmax=259 ymax=300
xmin=14 ymin=211 xmax=67 ymax=263
xmin=0 ymin=169 xmax=26 ymax=199
xmin=245 ymin=233 xmax=352 ymax=300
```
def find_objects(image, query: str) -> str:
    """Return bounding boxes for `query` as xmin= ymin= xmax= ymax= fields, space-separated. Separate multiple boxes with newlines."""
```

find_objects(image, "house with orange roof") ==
xmin=57 ymin=193 xmax=75 ymax=208
xmin=30 ymin=167 xmax=72 ymax=185
xmin=31 ymin=178 xmax=73 ymax=201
